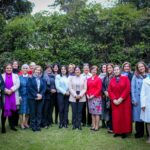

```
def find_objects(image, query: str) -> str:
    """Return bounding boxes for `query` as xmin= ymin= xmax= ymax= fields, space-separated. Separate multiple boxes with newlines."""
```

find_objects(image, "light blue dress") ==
xmin=131 ymin=74 xmax=147 ymax=122
xmin=19 ymin=75 xmax=29 ymax=114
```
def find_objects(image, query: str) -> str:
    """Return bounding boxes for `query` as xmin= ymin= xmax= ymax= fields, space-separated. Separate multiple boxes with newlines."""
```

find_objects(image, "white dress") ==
xmin=140 ymin=76 xmax=150 ymax=123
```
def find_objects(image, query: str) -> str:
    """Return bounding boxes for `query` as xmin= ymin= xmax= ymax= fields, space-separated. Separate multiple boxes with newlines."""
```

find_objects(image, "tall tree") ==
xmin=0 ymin=0 xmax=33 ymax=19
xmin=52 ymin=0 xmax=87 ymax=13
xmin=118 ymin=0 xmax=150 ymax=9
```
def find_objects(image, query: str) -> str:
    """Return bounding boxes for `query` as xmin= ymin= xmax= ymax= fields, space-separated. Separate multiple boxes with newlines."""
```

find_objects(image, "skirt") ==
xmin=88 ymin=97 xmax=102 ymax=115
xmin=19 ymin=96 xmax=29 ymax=114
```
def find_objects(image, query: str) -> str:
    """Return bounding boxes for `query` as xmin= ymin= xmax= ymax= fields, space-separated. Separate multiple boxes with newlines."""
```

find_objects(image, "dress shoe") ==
xmin=64 ymin=124 xmax=68 ymax=128
xmin=1 ymin=127 xmax=6 ymax=133
xmin=121 ymin=134 xmax=127 ymax=139
xmin=11 ymin=127 xmax=17 ymax=131
xmin=113 ymin=134 xmax=120 ymax=137
xmin=59 ymin=124 xmax=63 ymax=129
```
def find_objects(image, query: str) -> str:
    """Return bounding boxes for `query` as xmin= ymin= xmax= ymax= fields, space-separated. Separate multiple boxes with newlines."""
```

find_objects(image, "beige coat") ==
xmin=2 ymin=73 xmax=20 ymax=105
xmin=68 ymin=75 xmax=87 ymax=102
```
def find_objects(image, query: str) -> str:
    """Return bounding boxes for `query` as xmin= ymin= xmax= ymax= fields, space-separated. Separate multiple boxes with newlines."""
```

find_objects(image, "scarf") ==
xmin=4 ymin=73 xmax=16 ymax=117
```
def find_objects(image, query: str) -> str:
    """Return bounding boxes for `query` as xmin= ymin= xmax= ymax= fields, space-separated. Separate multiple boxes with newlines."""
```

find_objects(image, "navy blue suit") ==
xmin=27 ymin=76 xmax=46 ymax=131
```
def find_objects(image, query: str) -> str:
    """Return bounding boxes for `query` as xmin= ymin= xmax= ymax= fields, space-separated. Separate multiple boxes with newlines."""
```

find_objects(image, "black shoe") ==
xmin=134 ymin=134 xmax=143 ymax=138
xmin=90 ymin=127 xmax=95 ymax=131
xmin=121 ymin=134 xmax=127 ymax=139
xmin=32 ymin=128 xmax=36 ymax=132
xmin=72 ymin=126 xmax=76 ymax=130
xmin=64 ymin=124 xmax=68 ymax=128
xmin=59 ymin=124 xmax=63 ymax=129
xmin=1 ymin=128 xmax=6 ymax=133
xmin=113 ymin=134 xmax=120 ymax=137
xmin=36 ymin=128 xmax=41 ymax=131
xmin=78 ymin=126 xmax=82 ymax=130
xmin=11 ymin=127 xmax=17 ymax=131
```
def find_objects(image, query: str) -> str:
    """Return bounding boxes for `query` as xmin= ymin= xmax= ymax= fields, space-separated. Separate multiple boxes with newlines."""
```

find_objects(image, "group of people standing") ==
xmin=0 ymin=60 xmax=150 ymax=144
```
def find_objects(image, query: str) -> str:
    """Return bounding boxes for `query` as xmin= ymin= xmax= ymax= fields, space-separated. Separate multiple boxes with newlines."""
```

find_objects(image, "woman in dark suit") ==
xmin=28 ymin=65 xmax=46 ymax=132
xmin=42 ymin=64 xmax=56 ymax=128
xmin=0 ymin=74 xmax=4 ymax=110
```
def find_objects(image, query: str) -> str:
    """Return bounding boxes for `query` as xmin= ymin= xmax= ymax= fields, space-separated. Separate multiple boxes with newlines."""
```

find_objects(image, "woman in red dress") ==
xmin=108 ymin=65 xmax=132 ymax=138
xmin=87 ymin=66 xmax=102 ymax=131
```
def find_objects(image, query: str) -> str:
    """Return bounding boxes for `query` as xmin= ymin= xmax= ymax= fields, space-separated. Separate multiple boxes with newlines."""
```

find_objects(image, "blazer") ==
xmin=68 ymin=75 xmax=87 ymax=102
xmin=2 ymin=73 xmax=20 ymax=105
xmin=27 ymin=76 xmax=46 ymax=100
xmin=0 ymin=74 xmax=4 ymax=108
xmin=43 ymin=73 xmax=56 ymax=100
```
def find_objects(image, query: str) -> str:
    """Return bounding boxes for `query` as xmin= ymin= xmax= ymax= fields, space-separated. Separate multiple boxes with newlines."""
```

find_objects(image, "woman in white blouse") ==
xmin=55 ymin=65 xmax=69 ymax=129
xmin=140 ymin=64 xmax=150 ymax=144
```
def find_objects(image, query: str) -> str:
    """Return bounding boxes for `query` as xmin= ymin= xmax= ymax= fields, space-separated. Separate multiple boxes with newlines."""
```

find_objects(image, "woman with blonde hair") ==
xmin=28 ymin=65 xmax=46 ymax=132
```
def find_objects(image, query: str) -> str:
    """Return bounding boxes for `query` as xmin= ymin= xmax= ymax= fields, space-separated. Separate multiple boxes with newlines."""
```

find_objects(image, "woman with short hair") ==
xmin=1 ymin=63 xmax=20 ymax=133
xmin=87 ymin=66 xmax=102 ymax=131
xmin=28 ymin=65 xmax=46 ymax=132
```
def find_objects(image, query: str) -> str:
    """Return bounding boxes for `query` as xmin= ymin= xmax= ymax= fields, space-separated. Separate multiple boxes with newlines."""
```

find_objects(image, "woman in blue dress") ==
xmin=19 ymin=64 xmax=30 ymax=129
xmin=131 ymin=61 xmax=148 ymax=138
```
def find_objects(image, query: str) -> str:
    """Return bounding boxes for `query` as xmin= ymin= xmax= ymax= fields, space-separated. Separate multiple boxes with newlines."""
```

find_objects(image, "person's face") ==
xmin=34 ymin=67 xmax=41 ymax=76
xmin=53 ymin=65 xmax=59 ymax=73
xmin=91 ymin=68 xmax=97 ymax=76
xmin=75 ymin=68 xmax=81 ymax=76
xmin=22 ymin=67 xmax=28 ymax=74
xmin=61 ymin=67 xmax=67 ymax=75
xmin=13 ymin=61 xmax=19 ymax=69
xmin=107 ymin=65 xmax=113 ymax=74
xmin=123 ymin=64 xmax=130 ymax=72
xmin=30 ymin=65 xmax=36 ymax=71
xmin=102 ymin=65 xmax=107 ymax=73
xmin=148 ymin=68 xmax=150 ymax=74
xmin=5 ymin=65 xmax=13 ymax=74
xmin=83 ymin=66 xmax=90 ymax=74
xmin=68 ymin=65 xmax=74 ymax=73
xmin=138 ymin=63 xmax=145 ymax=74
xmin=114 ymin=67 xmax=121 ymax=76
xmin=46 ymin=67 xmax=52 ymax=74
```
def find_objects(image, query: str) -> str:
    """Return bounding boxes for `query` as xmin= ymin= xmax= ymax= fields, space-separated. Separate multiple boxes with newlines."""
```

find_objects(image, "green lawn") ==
xmin=0 ymin=124 xmax=149 ymax=150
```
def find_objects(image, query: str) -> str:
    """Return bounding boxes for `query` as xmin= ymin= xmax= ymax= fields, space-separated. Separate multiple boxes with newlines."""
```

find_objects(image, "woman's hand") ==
xmin=141 ymin=107 xmax=146 ymax=112
xmin=104 ymin=91 xmax=109 ymax=97
xmin=65 ymin=91 xmax=70 ymax=96
xmin=113 ymin=99 xmax=119 ymax=105
xmin=51 ymin=89 xmax=56 ymax=93
xmin=117 ymin=97 xmax=123 ymax=105
xmin=132 ymin=101 xmax=138 ymax=106
xmin=37 ymin=94 xmax=42 ymax=100
xmin=90 ymin=95 xmax=94 ymax=99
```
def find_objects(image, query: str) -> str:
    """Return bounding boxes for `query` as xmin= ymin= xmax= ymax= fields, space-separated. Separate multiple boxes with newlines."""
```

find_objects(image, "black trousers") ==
xmin=82 ymin=101 xmax=92 ymax=126
xmin=51 ymin=93 xmax=59 ymax=124
xmin=57 ymin=93 xmax=69 ymax=125
xmin=29 ymin=99 xmax=44 ymax=130
xmin=107 ymin=108 xmax=113 ymax=130
xmin=1 ymin=109 xmax=16 ymax=130
xmin=135 ymin=121 xmax=144 ymax=137
xmin=71 ymin=102 xmax=84 ymax=128
xmin=42 ymin=98 xmax=53 ymax=127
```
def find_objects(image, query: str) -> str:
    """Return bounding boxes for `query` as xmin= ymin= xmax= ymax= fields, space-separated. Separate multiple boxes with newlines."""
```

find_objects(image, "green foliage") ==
xmin=0 ymin=4 xmax=149 ymax=68
xmin=0 ymin=0 xmax=33 ymax=19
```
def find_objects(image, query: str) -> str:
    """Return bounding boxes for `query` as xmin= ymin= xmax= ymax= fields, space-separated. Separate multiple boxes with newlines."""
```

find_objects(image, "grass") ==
xmin=0 ymin=123 xmax=150 ymax=150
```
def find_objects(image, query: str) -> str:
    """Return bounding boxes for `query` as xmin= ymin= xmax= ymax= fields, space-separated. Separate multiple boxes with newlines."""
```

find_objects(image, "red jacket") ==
xmin=86 ymin=75 xmax=102 ymax=98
